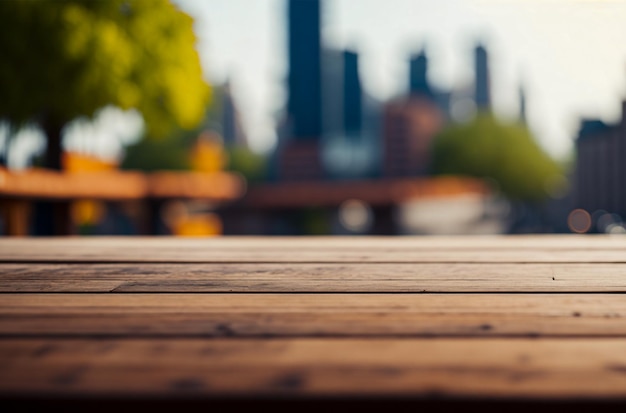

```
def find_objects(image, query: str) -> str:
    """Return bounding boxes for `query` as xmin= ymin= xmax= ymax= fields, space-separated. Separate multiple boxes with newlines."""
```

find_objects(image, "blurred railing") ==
xmin=1 ymin=167 xmax=494 ymax=236
xmin=0 ymin=168 xmax=246 ymax=236
xmin=222 ymin=176 xmax=494 ymax=235
xmin=240 ymin=176 xmax=490 ymax=209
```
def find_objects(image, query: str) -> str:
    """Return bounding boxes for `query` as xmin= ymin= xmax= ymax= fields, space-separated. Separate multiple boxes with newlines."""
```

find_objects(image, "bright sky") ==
xmin=174 ymin=0 xmax=626 ymax=161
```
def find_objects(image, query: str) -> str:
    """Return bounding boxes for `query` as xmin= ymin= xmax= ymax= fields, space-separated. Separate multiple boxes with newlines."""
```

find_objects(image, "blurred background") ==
xmin=1 ymin=0 xmax=625 ymax=236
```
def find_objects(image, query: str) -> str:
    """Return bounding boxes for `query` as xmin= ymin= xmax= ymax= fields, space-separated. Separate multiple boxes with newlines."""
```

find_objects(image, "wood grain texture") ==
xmin=1 ymin=262 xmax=625 ymax=292
xmin=2 ymin=338 xmax=626 ymax=399
xmin=2 ymin=235 xmax=626 ymax=406
xmin=1 ymin=235 xmax=625 ymax=263
xmin=0 ymin=293 xmax=625 ymax=337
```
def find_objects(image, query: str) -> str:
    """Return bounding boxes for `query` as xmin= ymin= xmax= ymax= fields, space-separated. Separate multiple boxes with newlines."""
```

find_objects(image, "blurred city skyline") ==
xmin=2 ymin=0 xmax=624 ymax=236
xmin=176 ymin=0 xmax=626 ymax=161
xmin=3 ymin=0 xmax=626 ymax=169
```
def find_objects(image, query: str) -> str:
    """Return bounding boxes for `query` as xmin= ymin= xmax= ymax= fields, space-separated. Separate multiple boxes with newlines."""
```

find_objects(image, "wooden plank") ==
xmin=0 ymin=169 xmax=245 ymax=201
xmin=3 ymin=234 xmax=625 ymax=252
xmin=147 ymin=171 xmax=245 ymax=200
xmin=2 ymin=338 xmax=626 ymax=398
xmin=1 ymin=235 xmax=625 ymax=263
xmin=0 ymin=293 xmax=625 ymax=337
xmin=0 ymin=169 xmax=148 ymax=200
xmin=1 ymin=263 xmax=625 ymax=292
xmin=1 ymin=235 xmax=624 ymax=406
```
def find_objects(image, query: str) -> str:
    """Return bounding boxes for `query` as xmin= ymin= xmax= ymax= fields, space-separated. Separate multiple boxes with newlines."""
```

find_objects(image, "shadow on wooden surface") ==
xmin=3 ymin=396 xmax=626 ymax=413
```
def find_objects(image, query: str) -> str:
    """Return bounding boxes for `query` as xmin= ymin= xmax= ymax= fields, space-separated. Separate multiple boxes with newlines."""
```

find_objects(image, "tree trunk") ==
xmin=0 ymin=139 xmax=7 ymax=168
xmin=43 ymin=119 xmax=63 ymax=171
xmin=33 ymin=118 xmax=71 ymax=235
xmin=0 ymin=126 xmax=13 ymax=168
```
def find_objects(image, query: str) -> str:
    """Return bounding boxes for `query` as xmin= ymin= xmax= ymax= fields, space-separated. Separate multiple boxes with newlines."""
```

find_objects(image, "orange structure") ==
xmin=0 ymin=158 xmax=245 ymax=236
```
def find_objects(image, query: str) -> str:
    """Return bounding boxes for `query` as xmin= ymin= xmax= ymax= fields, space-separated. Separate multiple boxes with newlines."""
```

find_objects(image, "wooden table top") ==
xmin=1 ymin=235 xmax=626 ymax=412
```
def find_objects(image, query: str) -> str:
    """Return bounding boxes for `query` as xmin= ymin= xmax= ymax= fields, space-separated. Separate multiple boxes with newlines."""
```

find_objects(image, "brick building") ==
xmin=381 ymin=96 xmax=443 ymax=177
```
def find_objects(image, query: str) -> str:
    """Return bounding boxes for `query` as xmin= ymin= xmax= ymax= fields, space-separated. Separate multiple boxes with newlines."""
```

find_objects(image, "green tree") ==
xmin=120 ymin=122 xmax=271 ymax=178
xmin=431 ymin=113 xmax=566 ymax=202
xmin=0 ymin=0 xmax=210 ymax=170
xmin=120 ymin=132 xmax=193 ymax=172
xmin=225 ymin=146 xmax=268 ymax=184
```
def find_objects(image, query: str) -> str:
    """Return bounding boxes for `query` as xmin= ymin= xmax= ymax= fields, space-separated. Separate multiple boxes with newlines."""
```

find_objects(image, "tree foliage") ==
xmin=431 ymin=113 xmax=566 ymax=202
xmin=0 ymin=0 xmax=210 ymax=169
xmin=226 ymin=146 xmax=268 ymax=184
xmin=120 ymin=132 xmax=193 ymax=172
xmin=121 ymin=124 xmax=269 ymax=182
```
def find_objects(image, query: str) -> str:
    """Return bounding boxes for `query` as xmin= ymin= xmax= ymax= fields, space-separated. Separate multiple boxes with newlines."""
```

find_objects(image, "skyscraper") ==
xmin=277 ymin=0 xmax=324 ymax=180
xmin=409 ymin=50 xmax=433 ymax=99
xmin=408 ymin=49 xmax=452 ymax=120
xmin=574 ymin=101 xmax=626 ymax=225
xmin=382 ymin=52 xmax=444 ymax=177
xmin=474 ymin=43 xmax=491 ymax=110
xmin=342 ymin=50 xmax=362 ymax=138
xmin=220 ymin=81 xmax=248 ymax=148
xmin=286 ymin=0 xmax=322 ymax=140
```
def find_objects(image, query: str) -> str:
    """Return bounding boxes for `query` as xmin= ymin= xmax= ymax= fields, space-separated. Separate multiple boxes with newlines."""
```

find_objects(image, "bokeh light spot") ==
xmin=338 ymin=199 xmax=373 ymax=233
xmin=567 ymin=209 xmax=591 ymax=234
